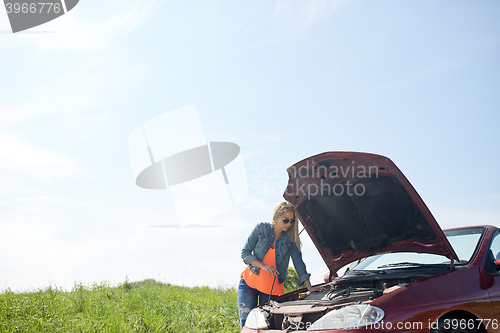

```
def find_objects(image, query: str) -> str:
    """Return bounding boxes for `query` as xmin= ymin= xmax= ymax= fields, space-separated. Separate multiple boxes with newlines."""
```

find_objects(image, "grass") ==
xmin=0 ymin=279 xmax=240 ymax=333
xmin=0 ymin=268 xmax=305 ymax=332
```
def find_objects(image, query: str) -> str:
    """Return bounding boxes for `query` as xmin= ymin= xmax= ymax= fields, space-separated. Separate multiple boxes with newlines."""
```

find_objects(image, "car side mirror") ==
xmin=485 ymin=250 xmax=500 ymax=276
xmin=324 ymin=271 xmax=339 ymax=283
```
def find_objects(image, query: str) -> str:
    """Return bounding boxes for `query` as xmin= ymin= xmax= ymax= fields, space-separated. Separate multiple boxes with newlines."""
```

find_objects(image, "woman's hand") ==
xmin=260 ymin=264 xmax=279 ymax=277
xmin=304 ymin=280 xmax=327 ymax=293
xmin=248 ymin=260 xmax=279 ymax=277
xmin=307 ymin=285 xmax=327 ymax=292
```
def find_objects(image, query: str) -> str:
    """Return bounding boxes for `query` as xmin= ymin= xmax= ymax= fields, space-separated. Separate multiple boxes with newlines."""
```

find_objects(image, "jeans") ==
xmin=237 ymin=278 xmax=271 ymax=328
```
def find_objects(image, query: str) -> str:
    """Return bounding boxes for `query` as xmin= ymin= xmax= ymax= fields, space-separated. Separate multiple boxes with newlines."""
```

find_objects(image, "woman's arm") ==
xmin=289 ymin=244 xmax=311 ymax=285
xmin=290 ymin=245 xmax=325 ymax=292
xmin=241 ymin=223 xmax=278 ymax=277
xmin=241 ymin=224 xmax=260 ymax=265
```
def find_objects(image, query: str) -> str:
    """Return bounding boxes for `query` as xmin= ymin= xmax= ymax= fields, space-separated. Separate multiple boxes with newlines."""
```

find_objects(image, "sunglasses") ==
xmin=282 ymin=217 xmax=295 ymax=224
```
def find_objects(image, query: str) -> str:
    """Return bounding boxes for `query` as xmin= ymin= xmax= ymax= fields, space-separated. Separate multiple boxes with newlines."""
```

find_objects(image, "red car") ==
xmin=242 ymin=152 xmax=500 ymax=333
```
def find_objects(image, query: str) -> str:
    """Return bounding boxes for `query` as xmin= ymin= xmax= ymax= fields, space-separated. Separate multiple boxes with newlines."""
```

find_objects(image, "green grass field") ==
xmin=0 ymin=269 xmax=304 ymax=332
xmin=0 ymin=279 xmax=240 ymax=333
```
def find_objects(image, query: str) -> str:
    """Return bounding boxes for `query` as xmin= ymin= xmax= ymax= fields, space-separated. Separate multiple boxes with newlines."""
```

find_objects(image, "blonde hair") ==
xmin=271 ymin=201 xmax=302 ymax=251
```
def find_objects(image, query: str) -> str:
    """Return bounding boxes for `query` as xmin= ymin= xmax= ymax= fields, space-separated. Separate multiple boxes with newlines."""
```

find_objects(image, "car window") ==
xmin=352 ymin=252 xmax=448 ymax=270
xmin=351 ymin=227 xmax=485 ymax=271
xmin=446 ymin=229 xmax=484 ymax=263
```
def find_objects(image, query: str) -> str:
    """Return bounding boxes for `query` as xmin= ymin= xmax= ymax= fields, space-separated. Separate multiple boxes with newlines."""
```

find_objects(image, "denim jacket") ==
xmin=241 ymin=222 xmax=311 ymax=285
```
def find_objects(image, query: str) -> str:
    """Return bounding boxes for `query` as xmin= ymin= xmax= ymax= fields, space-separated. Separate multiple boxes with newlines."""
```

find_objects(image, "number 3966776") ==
xmin=5 ymin=3 xmax=62 ymax=14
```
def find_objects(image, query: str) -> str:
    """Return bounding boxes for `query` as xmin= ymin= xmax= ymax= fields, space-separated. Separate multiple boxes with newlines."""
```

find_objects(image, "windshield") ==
xmin=350 ymin=227 xmax=485 ymax=271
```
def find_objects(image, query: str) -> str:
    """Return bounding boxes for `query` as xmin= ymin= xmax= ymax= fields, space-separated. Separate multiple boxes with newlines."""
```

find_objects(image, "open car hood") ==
xmin=283 ymin=152 xmax=458 ymax=273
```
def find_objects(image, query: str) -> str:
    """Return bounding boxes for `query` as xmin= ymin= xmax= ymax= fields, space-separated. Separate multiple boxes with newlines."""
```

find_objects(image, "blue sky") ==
xmin=0 ymin=0 xmax=499 ymax=291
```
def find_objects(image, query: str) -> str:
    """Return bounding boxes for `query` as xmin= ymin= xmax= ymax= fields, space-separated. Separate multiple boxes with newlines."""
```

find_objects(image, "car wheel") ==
xmin=431 ymin=318 xmax=478 ymax=333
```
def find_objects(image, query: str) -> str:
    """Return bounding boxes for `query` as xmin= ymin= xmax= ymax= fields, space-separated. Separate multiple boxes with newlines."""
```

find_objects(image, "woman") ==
xmin=238 ymin=201 xmax=323 ymax=328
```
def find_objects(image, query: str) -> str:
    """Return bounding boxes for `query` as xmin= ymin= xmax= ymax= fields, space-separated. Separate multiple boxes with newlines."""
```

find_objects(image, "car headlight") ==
xmin=307 ymin=304 xmax=385 ymax=331
xmin=245 ymin=308 xmax=269 ymax=330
